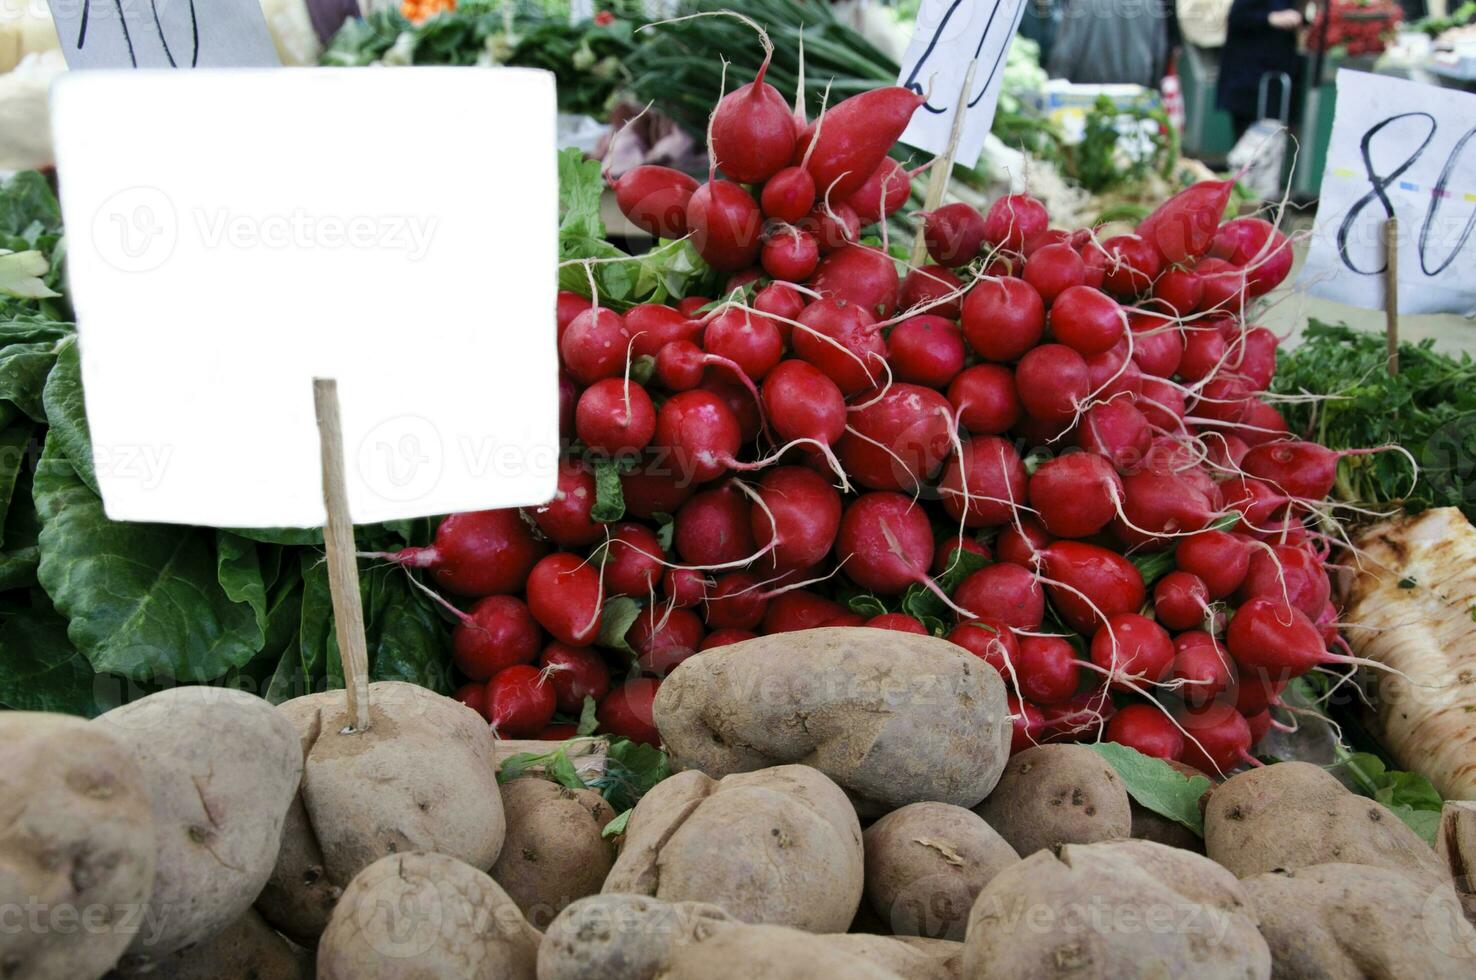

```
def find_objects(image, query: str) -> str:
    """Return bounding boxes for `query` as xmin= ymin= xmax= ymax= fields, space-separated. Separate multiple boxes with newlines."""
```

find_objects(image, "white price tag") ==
xmin=1301 ymin=70 xmax=1476 ymax=316
xmin=895 ymin=0 xmax=1028 ymax=167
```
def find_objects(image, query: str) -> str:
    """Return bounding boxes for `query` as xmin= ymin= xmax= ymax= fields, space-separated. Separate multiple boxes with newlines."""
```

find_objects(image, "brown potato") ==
xmin=0 ymin=713 xmax=156 ymax=980
xmin=123 ymin=909 xmax=310 ymax=979
xmin=1203 ymin=761 xmax=1444 ymax=880
xmin=972 ymin=744 xmax=1131 ymax=858
xmin=653 ymin=628 xmax=1012 ymax=816
xmin=863 ymin=802 xmax=1019 ymax=940
xmin=537 ymin=894 xmax=737 ymax=980
xmin=657 ymin=924 xmax=911 ymax=980
xmin=602 ymin=764 xmax=864 ymax=932
xmin=316 ymin=851 xmax=539 ymax=979
xmin=490 ymin=777 xmax=614 ymax=928
xmin=1245 ymin=863 xmax=1476 ymax=977
xmin=962 ymin=839 xmax=1271 ymax=978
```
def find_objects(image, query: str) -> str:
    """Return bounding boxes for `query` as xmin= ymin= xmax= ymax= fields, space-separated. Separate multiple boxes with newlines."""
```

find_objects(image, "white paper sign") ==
xmin=895 ymin=0 xmax=1028 ymax=167
xmin=1301 ymin=70 xmax=1476 ymax=316
xmin=47 ymin=0 xmax=281 ymax=69
xmin=50 ymin=68 xmax=560 ymax=528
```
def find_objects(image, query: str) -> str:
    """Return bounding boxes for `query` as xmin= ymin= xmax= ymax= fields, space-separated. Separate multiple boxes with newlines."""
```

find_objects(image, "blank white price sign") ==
xmin=50 ymin=68 xmax=560 ymax=527
xmin=1301 ymin=70 xmax=1476 ymax=316
xmin=895 ymin=0 xmax=1028 ymax=167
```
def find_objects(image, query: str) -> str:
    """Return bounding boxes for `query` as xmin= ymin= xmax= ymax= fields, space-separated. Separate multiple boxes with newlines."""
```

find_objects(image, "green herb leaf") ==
xmin=848 ymin=593 xmax=890 ymax=617
xmin=598 ymin=595 xmax=642 ymax=655
xmin=1334 ymin=750 xmax=1444 ymax=844
xmin=590 ymin=737 xmax=671 ymax=812
xmin=602 ymin=808 xmax=632 ymax=839
xmin=1089 ymin=741 xmax=1211 ymax=836
xmin=577 ymin=694 xmax=599 ymax=736
xmin=546 ymin=749 xmax=588 ymax=790
xmin=899 ymin=546 xmax=988 ymax=623
xmin=591 ymin=457 xmax=625 ymax=523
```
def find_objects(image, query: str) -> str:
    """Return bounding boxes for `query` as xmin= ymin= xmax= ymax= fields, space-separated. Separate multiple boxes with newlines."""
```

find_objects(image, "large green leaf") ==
xmin=0 ymin=594 xmax=98 ymax=716
xmin=0 ymin=546 xmax=38 ymax=590
xmin=368 ymin=570 xmax=449 ymax=691
xmin=0 ymin=172 xmax=61 ymax=237
xmin=33 ymin=437 xmax=266 ymax=682
xmin=216 ymin=531 xmax=268 ymax=638
xmin=40 ymin=336 xmax=97 ymax=495
xmin=0 ymin=420 xmax=34 ymax=544
xmin=0 ymin=340 xmax=60 ymax=422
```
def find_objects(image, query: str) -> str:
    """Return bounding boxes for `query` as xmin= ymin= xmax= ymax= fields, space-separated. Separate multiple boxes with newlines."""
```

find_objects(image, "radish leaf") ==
xmin=1089 ymin=741 xmax=1211 ymax=836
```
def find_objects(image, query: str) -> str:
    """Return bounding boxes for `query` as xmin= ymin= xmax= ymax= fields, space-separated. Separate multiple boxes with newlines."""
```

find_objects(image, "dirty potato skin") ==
xmin=0 ymin=713 xmax=156 ymax=980
xmin=491 ymin=777 xmax=614 ymax=928
xmin=963 ymin=839 xmax=1271 ymax=979
xmin=537 ymin=894 xmax=737 ymax=980
xmin=1204 ymin=762 xmax=1445 ymax=880
xmin=1245 ymin=863 xmax=1476 ymax=978
xmin=120 ymin=909 xmax=310 ymax=980
xmin=256 ymin=682 xmax=505 ymax=944
xmin=602 ymin=764 xmax=864 ymax=932
xmin=862 ymin=802 xmax=1019 ymax=940
xmin=92 ymin=686 xmax=303 ymax=966
xmin=653 ymin=628 xmax=1013 ymax=816
xmin=973 ymin=744 xmax=1132 ymax=858
xmin=658 ymin=924 xmax=913 ymax=980
xmin=317 ymin=851 xmax=539 ymax=980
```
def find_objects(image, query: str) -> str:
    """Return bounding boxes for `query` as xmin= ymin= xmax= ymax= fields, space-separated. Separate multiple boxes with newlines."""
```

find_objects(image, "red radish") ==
xmin=868 ymin=612 xmax=929 ymax=635
xmin=899 ymin=265 xmax=965 ymax=319
xmin=725 ymin=269 xmax=764 ymax=293
xmin=1135 ymin=375 xmax=1188 ymax=432
xmin=1237 ymin=544 xmax=1331 ymax=620
xmin=627 ymin=607 xmax=705 ymax=675
xmin=1209 ymin=433 xmax=1252 ymax=471
xmin=1098 ymin=235 xmax=1162 ymax=298
xmin=674 ymin=486 xmax=755 ymax=566
xmin=677 ymin=296 xmax=712 ymax=318
xmin=1029 ymin=452 xmax=1122 ymax=538
xmin=453 ymin=683 xmax=485 ymax=717
xmin=1177 ymin=700 xmax=1253 ymax=775
xmin=1078 ymin=399 xmax=1152 ymax=471
xmin=1211 ymin=217 xmax=1293 ymax=296
xmin=1026 ymin=228 xmax=1072 ymax=254
xmin=1077 ymin=241 xmax=1108 ymax=289
xmin=1238 ymin=401 xmax=1288 ymax=447
xmin=485 ymin=665 xmax=556 ymax=736
xmin=753 ymin=281 xmax=806 ymax=331
xmin=1240 ymin=440 xmax=1341 ymax=500
xmin=704 ymin=308 xmax=784 ymax=381
xmin=612 ymin=165 xmax=701 ymax=238
xmin=1233 ymin=327 xmax=1279 ymax=391
xmin=600 ymin=522 xmax=667 ymax=598
xmin=711 ymin=49 xmax=796 ymax=183
xmin=1219 ymin=476 xmax=1290 ymax=532
xmin=955 ymin=563 xmax=1045 ymax=631
xmin=997 ymin=516 xmax=1053 ymax=567
xmin=702 ymin=629 xmax=757 ymax=650
xmin=1040 ymin=686 xmax=1115 ymax=741
xmin=962 ymin=277 xmax=1046 ymax=362
xmin=558 ymin=373 xmax=577 ymax=438
xmin=576 ymin=379 xmax=656 ymax=455
xmin=620 ymin=452 xmax=698 ymax=519
xmin=703 ymin=572 xmax=769 ymax=629
xmin=802 ymin=203 xmax=862 ymax=252
xmin=810 ymin=245 xmax=900 ymax=319
xmin=836 ymin=491 xmax=934 ymax=595
xmin=1137 ymin=178 xmax=1234 ymax=266
xmin=1193 ymin=375 xmax=1256 ymax=428
xmin=1050 ymin=285 xmax=1125 ymax=357
xmin=796 ymin=87 xmax=926 ymax=201
xmin=653 ymin=390 xmax=742 ymax=483
xmin=982 ymin=194 xmax=1049 ymax=253
xmin=687 ymin=181 xmax=764 ymax=271
xmin=750 ymin=466 xmax=843 ymax=572
xmin=452 ymin=595 xmax=543 ymax=681
xmin=1090 ymin=613 xmax=1174 ymax=688
xmin=825 ymin=612 xmax=870 ymax=628
xmin=1106 ymin=704 xmax=1184 ymax=760
xmin=1128 ymin=312 xmax=1184 ymax=378
xmin=838 ymin=383 xmax=954 ymax=491
xmin=561 ymin=308 xmax=633 ymax=385
xmin=792 ymin=298 xmax=885 ymax=394
xmin=761 ymin=590 xmax=845 ymax=634
xmin=1154 ymin=571 xmax=1210 ymax=631
xmin=761 ymin=166 xmax=817 ymax=224
xmin=762 ymin=359 xmax=847 ymax=446
xmin=538 ymin=642 xmax=612 ymax=714
xmin=888 ymin=315 xmax=966 ymax=388
xmin=536 ymin=724 xmax=578 ymax=741
xmin=949 ymin=618 xmax=1021 ymax=675
xmin=1114 ymin=470 xmax=1217 ymax=549
xmin=1194 ymin=258 xmax=1247 ymax=315
xmin=557 ymin=292 xmax=593 ymax=341
xmin=1234 ymin=671 xmax=1288 ymax=715
xmin=845 ymin=157 xmax=912 ymax=224
xmin=1173 ymin=631 xmax=1234 ymax=708
xmin=383 ymin=510 xmax=547 ymax=598
xmin=597 ymin=678 xmax=661 ymax=746
xmin=1178 ymin=324 xmax=1227 ymax=383
xmin=1007 ymin=695 xmax=1047 ymax=752
xmin=934 ymin=536 xmax=990 ymax=574
xmin=1225 ymin=597 xmax=1327 ymax=678
xmin=761 ymin=228 xmax=820 ymax=282
xmin=947 ymin=364 xmax=1022 ymax=436
xmin=533 ymin=461 xmax=602 ymax=548
xmin=626 ymin=303 xmax=702 ymax=358
xmin=1023 ymin=242 xmax=1087 ymax=304
xmin=1015 ymin=344 xmax=1089 ymax=424
xmin=526 ymin=552 xmax=603 ymax=646
xmin=938 ymin=435 xmax=1028 ymax=527
xmin=1016 ymin=635 xmax=1082 ymax=705
xmin=701 ymin=376 xmax=765 ymax=444
xmin=1153 ymin=266 xmax=1203 ymax=316
xmin=1038 ymin=541 xmax=1146 ymax=634
xmin=1244 ymin=709 xmax=1272 ymax=744
xmin=924 ymin=202 xmax=987 ymax=266
xmin=663 ymin=567 xmax=709 ymax=608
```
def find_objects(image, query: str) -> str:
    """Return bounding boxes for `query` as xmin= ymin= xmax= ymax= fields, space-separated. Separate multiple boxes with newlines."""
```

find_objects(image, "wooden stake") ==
xmin=910 ymin=61 xmax=980 ymax=269
xmin=313 ymin=378 xmax=372 ymax=732
xmin=1384 ymin=217 xmax=1399 ymax=376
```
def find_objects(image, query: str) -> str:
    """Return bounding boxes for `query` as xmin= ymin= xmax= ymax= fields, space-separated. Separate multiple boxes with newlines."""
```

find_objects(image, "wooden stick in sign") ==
xmin=910 ymin=60 xmax=980 ymax=269
xmin=313 ymin=378 xmax=372 ymax=733
xmin=1384 ymin=217 xmax=1399 ymax=377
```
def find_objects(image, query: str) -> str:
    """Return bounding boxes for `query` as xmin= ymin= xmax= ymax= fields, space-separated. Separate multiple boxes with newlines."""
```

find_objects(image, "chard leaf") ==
xmin=0 ymin=594 xmax=97 ymax=716
xmin=40 ymin=337 xmax=97 ymax=494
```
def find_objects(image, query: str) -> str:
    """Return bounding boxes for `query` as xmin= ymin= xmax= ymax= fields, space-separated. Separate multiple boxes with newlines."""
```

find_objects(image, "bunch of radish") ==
xmin=375 ymin=22 xmax=1390 ymax=777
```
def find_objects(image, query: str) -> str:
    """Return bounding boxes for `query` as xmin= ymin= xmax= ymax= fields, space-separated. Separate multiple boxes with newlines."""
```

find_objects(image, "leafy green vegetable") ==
xmin=601 ymin=808 xmax=632 ymax=839
xmin=40 ymin=337 xmax=96 ymax=495
xmin=590 ymin=738 xmax=671 ymax=812
xmin=1334 ymin=749 xmax=1444 ymax=845
xmin=1089 ymin=741 xmax=1212 ymax=836
xmin=591 ymin=457 xmax=626 ymax=523
xmin=898 ymin=547 xmax=989 ymax=626
xmin=0 ymin=593 xmax=98 ymax=716
xmin=597 ymin=595 xmax=643 ymax=655
xmin=577 ymin=694 xmax=599 ymax=735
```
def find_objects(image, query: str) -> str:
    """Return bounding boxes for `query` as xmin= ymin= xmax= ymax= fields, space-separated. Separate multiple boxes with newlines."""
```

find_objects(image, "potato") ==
xmin=1245 ymin=862 xmax=1476 ymax=977
xmin=962 ymin=839 xmax=1271 ymax=978
xmin=316 ymin=851 xmax=539 ymax=979
xmin=256 ymin=681 xmax=505 ymax=942
xmin=653 ymin=628 xmax=1012 ymax=816
xmin=1203 ymin=761 xmax=1445 ymax=880
xmin=972 ymin=744 xmax=1131 ymax=857
xmin=92 ymin=686 xmax=302 ymax=965
xmin=820 ymin=935 xmax=963 ymax=980
xmin=602 ymin=764 xmax=864 ymax=932
xmin=657 ymin=924 xmax=911 ymax=980
xmin=862 ymin=802 xmax=1019 ymax=940
xmin=0 ymin=713 xmax=155 ymax=980
xmin=123 ymin=909 xmax=310 ymax=979
xmin=490 ymin=777 xmax=614 ymax=928
xmin=537 ymin=894 xmax=737 ymax=980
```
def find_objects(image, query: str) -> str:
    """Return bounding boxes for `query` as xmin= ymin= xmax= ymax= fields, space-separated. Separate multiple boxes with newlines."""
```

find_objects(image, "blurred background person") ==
xmin=1216 ymin=0 xmax=1302 ymax=139
xmin=1048 ymin=0 xmax=1171 ymax=87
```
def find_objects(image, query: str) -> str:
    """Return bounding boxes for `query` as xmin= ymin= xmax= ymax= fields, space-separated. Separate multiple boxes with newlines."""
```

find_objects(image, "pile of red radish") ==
xmin=376 ymin=28 xmax=1387 ymax=778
